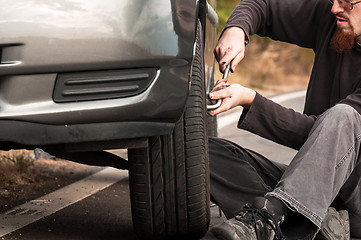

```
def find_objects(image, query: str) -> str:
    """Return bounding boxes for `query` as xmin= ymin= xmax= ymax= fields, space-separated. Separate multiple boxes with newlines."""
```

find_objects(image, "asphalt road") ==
xmin=0 ymin=91 xmax=305 ymax=240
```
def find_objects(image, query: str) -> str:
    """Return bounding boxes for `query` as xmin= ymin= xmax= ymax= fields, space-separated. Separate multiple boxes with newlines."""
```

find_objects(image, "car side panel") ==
xmin=0 ymin=0 xmax=198 ymax=126
xmin=0 ymin=0 xmax=196 ymax=74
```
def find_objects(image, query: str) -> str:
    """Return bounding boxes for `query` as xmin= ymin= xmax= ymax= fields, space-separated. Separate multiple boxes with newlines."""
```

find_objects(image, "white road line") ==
xmin=0 ymin=167 xmax=128 ymax=237
xmin=269 ymin=89 xmax=306 ymax=104
xmin=217 ymin=90 xmax=306 ymax=129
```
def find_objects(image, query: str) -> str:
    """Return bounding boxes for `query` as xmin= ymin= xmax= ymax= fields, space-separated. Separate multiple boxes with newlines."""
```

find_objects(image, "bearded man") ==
xmin=207 ymin=0 xmax=361 ymax=239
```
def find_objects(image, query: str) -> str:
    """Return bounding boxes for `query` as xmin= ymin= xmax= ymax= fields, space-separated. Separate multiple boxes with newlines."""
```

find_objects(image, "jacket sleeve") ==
xmin=238 ymin=93 xmax=317 ymax=150
xmin=225 ymin=0 xmax=331 ymax=49
xmin=339 ymin=87 xmax=361 ymax=114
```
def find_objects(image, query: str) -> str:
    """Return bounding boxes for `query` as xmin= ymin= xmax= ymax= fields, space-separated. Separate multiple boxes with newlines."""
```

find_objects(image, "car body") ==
xmin=0 ymin=0 xmax=218 ymax=239
xmin=0 ymin=0 xmax=217 ymax=146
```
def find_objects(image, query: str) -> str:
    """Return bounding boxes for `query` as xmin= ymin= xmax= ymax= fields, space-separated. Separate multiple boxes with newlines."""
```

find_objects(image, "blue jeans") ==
xmin=209 ymin=104 xmax=361 ymax=239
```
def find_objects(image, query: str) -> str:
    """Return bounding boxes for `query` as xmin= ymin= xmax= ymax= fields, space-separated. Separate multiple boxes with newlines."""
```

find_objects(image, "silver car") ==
xmin=0 ymin=0 xmax=218 ymax=239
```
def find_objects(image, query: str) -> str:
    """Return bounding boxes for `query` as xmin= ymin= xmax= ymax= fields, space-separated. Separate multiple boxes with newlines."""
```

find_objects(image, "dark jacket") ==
xmin=226 ymin=0 xmax=361 ymax=150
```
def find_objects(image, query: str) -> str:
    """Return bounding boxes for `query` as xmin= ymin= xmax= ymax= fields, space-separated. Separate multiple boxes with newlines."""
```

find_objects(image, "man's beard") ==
xmin=330 ymin=26 xmax=355 ymax=53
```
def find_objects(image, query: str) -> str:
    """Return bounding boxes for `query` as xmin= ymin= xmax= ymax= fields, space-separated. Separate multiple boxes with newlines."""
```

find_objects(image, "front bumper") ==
xmin=0 ymin=63 xmax=191 ymax=146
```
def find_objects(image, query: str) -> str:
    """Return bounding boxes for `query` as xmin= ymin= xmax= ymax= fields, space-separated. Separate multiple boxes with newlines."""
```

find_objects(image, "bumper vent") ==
xmin=53 ymin=68 xmax=157 ymax=103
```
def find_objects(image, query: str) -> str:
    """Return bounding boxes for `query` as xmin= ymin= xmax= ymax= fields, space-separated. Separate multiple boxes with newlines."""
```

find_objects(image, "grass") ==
xmin=0 ymin=150 xmax=34 ymax=173
xmin=0 ymin=150 xmax=36 ymax=186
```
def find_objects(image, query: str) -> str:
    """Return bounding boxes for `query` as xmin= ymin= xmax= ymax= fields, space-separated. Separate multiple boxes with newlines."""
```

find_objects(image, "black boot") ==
xmin=212 ymin=197 xmax=285 ymax=240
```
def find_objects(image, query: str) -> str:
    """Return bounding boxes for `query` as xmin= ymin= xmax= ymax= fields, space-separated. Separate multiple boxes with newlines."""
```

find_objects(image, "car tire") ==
xmin=206 ymin=67 xmax=218 ymax=138
xmin=128 ymin=20 xmax=210 ymax=240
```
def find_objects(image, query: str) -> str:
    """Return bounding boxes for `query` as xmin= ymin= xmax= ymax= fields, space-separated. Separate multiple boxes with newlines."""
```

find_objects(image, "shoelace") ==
xmin=234 ymin=206 xmax=284 ymax=240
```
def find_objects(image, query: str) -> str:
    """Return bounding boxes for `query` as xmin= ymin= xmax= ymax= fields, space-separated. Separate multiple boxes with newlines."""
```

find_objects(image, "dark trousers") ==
xmin=209 ymin=137 xmax=286 ymax=218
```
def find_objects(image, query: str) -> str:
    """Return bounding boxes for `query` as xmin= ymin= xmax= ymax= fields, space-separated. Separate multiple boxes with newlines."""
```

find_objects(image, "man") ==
xmin=207 ymin=0 xmax=361 ymax=239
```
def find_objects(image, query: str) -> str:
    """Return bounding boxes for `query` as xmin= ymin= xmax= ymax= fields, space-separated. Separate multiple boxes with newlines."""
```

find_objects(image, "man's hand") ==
xmin=207 ymin=83 xmax=256 ymax=116
xmin=214 ymin=27 xmax=247 ymax=73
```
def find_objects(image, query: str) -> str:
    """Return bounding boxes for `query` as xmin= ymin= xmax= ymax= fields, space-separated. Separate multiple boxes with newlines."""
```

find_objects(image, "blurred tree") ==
xmin=216 ymin=0 xmax=239 ymax=31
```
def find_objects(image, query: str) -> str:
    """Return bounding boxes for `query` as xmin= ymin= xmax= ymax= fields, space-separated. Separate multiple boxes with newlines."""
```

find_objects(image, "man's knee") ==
xmin=319 ymin=104 xmax=360 ymax=127
xmin=324 ymin=104 xmax=358 ymax=118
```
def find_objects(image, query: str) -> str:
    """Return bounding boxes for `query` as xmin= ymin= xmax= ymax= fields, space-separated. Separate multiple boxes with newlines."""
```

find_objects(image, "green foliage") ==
xmin=216 ymin=0 xmax=239 ymax=31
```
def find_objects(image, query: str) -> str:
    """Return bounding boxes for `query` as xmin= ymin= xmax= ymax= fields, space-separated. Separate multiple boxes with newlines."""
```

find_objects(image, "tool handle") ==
xmin=206 ymin=64 xmax=230 ymax=110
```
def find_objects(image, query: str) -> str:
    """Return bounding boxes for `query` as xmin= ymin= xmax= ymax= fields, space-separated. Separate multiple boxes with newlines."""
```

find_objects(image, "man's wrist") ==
xmin=224 ymin=26 xmax=248 ymax=45
xmin=242 ymin=89 xmax=256 ymax=110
